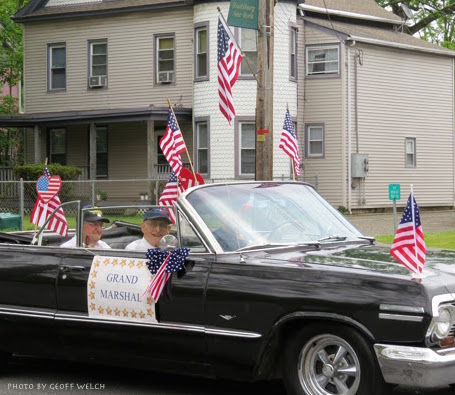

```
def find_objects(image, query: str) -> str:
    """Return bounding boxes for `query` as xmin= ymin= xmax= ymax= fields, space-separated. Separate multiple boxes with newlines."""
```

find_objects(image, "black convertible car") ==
xmin=1 ymin=181 xmax=455 ymax=395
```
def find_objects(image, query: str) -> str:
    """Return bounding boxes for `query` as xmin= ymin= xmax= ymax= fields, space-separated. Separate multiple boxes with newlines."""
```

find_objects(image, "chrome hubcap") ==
xmin=297 ymin=334 xmax=361 ymax=395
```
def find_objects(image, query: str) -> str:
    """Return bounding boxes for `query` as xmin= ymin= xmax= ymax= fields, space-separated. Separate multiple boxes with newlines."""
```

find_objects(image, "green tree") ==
xmin=376 ymin=0 xmax=455 ymax=49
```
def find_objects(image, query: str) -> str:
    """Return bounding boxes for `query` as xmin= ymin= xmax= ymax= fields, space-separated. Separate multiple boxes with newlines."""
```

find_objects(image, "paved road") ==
xmin=347 ymin=209 xmax=455 ymax=237
xmin=0 ymin=357 xmax=453 ymax=395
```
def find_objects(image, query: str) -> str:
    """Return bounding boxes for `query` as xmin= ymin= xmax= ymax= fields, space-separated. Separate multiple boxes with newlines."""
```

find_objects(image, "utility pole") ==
xmin=255 ymin=0 xmax=274 ymax=181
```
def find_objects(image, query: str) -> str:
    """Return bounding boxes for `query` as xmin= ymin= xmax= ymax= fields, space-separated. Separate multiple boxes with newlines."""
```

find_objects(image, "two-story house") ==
xmin=1 ymin=0 xmax=454 ymax=210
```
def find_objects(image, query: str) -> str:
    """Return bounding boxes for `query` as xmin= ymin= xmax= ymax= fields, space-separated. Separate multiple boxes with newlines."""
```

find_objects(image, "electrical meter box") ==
xmin=351 ymin=153 xmax=369 ymax=178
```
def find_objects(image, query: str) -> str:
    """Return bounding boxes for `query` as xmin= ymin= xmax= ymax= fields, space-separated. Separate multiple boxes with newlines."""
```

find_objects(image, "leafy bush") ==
xmin=14 ymin=163 xmax=82 ymax=181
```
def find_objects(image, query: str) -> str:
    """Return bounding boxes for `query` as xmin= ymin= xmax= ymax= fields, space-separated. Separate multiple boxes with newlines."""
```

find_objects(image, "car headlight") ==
xmin=433 ymin=307 xmax=453 ymax=339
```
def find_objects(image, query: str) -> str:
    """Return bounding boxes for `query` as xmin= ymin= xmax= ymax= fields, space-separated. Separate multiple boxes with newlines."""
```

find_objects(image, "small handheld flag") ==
xmin=279 ymin=108 xmax=300 ymax=177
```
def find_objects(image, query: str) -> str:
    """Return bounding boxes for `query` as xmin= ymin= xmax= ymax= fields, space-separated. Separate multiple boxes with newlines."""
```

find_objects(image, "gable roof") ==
xmin=13 ymin=0 xmax=192 ymax=22
xmin=303 ymin=16 xmax=455 ymax=57
xmin=300 ymin=0 xmax=402 ymax=25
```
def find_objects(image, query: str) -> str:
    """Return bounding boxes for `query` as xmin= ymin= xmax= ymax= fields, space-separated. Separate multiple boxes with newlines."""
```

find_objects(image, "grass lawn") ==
xmin=376 ymin=231 xmax=455 ymax=250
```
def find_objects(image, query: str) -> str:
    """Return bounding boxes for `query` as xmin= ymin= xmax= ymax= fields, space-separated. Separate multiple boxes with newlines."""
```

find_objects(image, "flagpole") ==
xmin=410 ymin=184 xmax=418 ymax=264
xmin=217 ymin=7 xmax=259 ymax=83
xmin=33 ymin=158 xmax=49 ymax=240
xmin=166 ymin=98 xmax=198 ymax=182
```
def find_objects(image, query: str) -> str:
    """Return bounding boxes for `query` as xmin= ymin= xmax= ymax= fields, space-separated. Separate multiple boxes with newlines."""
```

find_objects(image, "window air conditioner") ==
xmin=158 ymin=71 xmax=173 ymax=84
xmin=89 ymin=75 xmax=107 ymax=88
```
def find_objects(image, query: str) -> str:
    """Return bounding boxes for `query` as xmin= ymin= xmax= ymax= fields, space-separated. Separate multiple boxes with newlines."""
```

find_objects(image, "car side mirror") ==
xmin=159 ymin=234 xmax=179 ymax=251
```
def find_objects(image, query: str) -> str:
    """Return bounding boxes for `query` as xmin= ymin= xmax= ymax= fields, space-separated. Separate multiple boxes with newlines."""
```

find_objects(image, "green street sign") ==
xmin=227 ymin=0 xmax=259 ymax=30
xmin=389 ymin=184 xmax=401 ymax=201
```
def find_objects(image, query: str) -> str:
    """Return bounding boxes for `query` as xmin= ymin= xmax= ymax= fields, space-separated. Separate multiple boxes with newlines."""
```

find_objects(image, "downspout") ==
xmin=453 ymin=58 xmax=455 ymax=207
xmin=347 ymin=42 xmax=354 ymax=213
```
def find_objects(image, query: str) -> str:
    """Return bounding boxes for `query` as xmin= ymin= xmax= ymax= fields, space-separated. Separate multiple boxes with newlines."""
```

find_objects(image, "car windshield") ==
xmin=185 ymin=183 xmax=363 ymax=251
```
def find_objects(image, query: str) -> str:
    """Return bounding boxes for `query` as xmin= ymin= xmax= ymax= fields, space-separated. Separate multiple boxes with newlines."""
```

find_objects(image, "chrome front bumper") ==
xmin=374 ymin=344 xmax=455 ymax=388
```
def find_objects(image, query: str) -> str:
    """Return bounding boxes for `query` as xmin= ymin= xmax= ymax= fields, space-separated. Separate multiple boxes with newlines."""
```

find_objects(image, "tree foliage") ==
xmin=376 ymin=0 xmax=455 ymax=49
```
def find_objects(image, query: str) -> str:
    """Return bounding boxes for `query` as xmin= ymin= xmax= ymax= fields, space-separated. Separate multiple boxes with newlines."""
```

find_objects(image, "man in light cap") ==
xmin=60 ymin=206 xmax=111 ymax=249
xmin=125 ymin=208 xmax=172 ymax=251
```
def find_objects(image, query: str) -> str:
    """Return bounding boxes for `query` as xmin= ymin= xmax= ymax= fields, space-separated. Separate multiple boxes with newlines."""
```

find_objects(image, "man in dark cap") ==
xmin=60 ymin=206 xmax=111 ymax=249
xmin=125 ymin=208 xmax=172 ymax=251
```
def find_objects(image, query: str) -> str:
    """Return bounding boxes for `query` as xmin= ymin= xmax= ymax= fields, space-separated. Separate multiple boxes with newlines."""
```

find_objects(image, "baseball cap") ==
xmin=143 ymin=208 xmax=172 ymax=224
xmin=83 ymin=205 xmax=110 ymax=223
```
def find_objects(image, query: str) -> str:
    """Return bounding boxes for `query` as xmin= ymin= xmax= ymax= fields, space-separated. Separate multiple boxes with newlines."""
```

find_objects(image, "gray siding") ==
xmin=23 ymin=8 xmax=193 ymax=113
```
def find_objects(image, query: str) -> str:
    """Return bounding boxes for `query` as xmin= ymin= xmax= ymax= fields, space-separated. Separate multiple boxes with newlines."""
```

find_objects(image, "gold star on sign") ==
xmin=131 ymin=311 xmax=137 ymax=318
xmin=112 ymin=258 xmax=118 ymax=266
xmin=139 ymin=311 xmax=145 ymax=319
xmin=147 ymin=297 xmax=153 ymax=305
xmin=114 ymin=308 xmax=120 ymax=316
xmin=147 ymin=308 xmax=154 ymax=316
xmin=91 ymin=270 xmax=97 ymax=278
xmin=90 ymin=281 xmax=95 ymax=289
xmin=90 ymin=303 xmax=96 ymax=311
xmin=89 ymin=292 xmax=95 ymax=300
xmin=106 ymin=307 xmax=112 ymax=315
xmin=137 ymin=261 xmax=144 ymax=269
xmin=94 ymin=260 xmax=100 ymax=267
xmin=123 ymin=309 xmax=129 ymax=317
xmin=129 ymin=260 xmax=136 ymax=268
xmin=120 ymin=259 xmax=127 ymax=267
xmin=103 ymin=258 xmax=110 ymax=265
xmin=98 ymin=306 xmax=104 ymax=314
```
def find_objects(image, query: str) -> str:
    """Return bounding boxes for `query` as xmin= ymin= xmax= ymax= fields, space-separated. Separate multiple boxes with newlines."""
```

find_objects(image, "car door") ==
xmin=0 ymin=244 xmax=61 ymax=357
xmin=55 ymin=234 xmax=211 ymax=374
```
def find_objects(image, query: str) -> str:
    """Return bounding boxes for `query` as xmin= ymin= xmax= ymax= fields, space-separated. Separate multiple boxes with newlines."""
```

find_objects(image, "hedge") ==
xmin=14 ymin=163 xmax=82 ymax=181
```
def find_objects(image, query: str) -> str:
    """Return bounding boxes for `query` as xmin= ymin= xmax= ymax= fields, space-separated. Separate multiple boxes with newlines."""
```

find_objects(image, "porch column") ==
xmin=147 ymin=120 xmax=155 ymax=179
xmin=34 ymin=124 xmax=41 ymax=163
xmin=89 ymin=123 xmax=97 ymax=180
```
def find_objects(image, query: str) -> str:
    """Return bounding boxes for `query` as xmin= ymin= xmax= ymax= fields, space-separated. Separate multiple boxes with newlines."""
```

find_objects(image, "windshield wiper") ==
xmin=318 ymin=235 xmax=347 ymax=242
xmin=236 ymin=243 xmax=294 ymax=252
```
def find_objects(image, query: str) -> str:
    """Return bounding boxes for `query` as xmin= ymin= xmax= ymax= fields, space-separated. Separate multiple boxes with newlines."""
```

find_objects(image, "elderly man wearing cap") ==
xmin=60 ymin=206 xmax=111 ymax=249
xmin=125 ymin=208 xmax=172 ymax=251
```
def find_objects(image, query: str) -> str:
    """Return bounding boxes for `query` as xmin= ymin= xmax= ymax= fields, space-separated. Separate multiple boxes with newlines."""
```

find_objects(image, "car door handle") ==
xmin=61 ymin=265 xmax=86 ymax=272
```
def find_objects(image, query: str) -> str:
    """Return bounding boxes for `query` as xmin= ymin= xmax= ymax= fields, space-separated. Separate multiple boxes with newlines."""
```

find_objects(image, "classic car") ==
xmin=0 ymin=181 xmax=455 ymax=395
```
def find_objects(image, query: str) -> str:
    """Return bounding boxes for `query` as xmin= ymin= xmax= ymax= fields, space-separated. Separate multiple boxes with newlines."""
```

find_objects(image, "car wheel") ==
xmin=283 ymin=324 xmax=385 ymax=395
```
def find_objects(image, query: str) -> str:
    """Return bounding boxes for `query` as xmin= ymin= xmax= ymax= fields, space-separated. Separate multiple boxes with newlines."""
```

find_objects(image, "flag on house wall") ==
xmin=31 ymin=166 xmax=68 ymax=237
xmin=279 ymin=109 xmax=300 ymax=176
xmin=217 ymin=16 xmax=242 ymax=124
xmin=390 ymin=192 xmax=426 ymax=274
xmin=158 ymin=171 xmax=180 ymax=224
xmin=160 ymin=107 xmax=186 ymax=176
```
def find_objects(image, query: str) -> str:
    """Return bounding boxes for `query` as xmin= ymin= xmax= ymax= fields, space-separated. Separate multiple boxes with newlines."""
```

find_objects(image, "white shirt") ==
xmin=125 ymin=237 xmax=156 ymax=251
xmin=60 ymin=236 xmax=111 ymax=249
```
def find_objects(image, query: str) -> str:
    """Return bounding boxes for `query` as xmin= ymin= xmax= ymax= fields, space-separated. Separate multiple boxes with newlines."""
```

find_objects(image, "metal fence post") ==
xmin=19 ymin=178 xmax=24 ymax=231
xmin=91 ymin=180 xmax=96 ymax=206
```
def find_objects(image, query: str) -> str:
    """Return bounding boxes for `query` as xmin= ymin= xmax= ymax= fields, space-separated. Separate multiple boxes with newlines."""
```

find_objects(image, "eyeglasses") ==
xmin=145 ymin=221 xmax=169 ymax=230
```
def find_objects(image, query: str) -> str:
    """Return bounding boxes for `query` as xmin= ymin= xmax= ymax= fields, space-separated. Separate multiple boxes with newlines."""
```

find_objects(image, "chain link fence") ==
xmin=0 ymin=175 xmax=318 ymax=231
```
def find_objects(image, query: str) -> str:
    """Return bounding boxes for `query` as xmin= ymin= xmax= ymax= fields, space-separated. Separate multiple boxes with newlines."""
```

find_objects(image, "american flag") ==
xmin=31 ymin=166 xmax=68 ymax=237
xmin=158 ymin=171 xmax=180 ymax=224
xmin=160 ymin=107 xmax=186 ymax=176
xmin=217 ymin=16 xmax=242 ymax=124
xmin=390 ymin=192 xmax=426 ymax=274
xmin=36 ymin=176 xmax=61 ymax=202
xmin=279 ymin=109 xmax=300 ymax=176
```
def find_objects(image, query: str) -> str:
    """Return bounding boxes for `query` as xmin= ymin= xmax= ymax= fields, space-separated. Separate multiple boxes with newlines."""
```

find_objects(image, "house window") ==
xmin=96 ymin=126 xmax=108 ymax=178
xmin=156 ymin=135 xmax=167 ymax=165
xmin=89 ymin=40 xmax=107 ymax=78
xmin=239 ymin=28 xmax=257 ymax=76
xmin=156 ymin=35 xmax=175 ymax=84
xmin=48 ymin=44 xmax=66 ymax=90
xmin=306 ymin=45 xmax=339 ymax=76
xmin=49 ymin=128 xmax=66 ymax=165
xmin=405 ymin=138 xmax=416 ymax=167
xmin=290 ymin=28 xmax=297 ymax=80
xmin=195 ymin=120 xmax=209 ymax=175
xmin=239 ymin=122 xmax=256 ymax=175
xmin=195 ymin=24 xmax=209 ymax=80
xmin=305 ymin=124 xmax=324 ymax=158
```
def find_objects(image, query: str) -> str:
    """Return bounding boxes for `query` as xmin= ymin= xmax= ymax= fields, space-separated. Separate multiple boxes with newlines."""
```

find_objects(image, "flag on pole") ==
xmin=31 ymin=166 xmax=68 ymax=237
xmin=279 ymin=109 xmax=300 ymax=176
xmin=217 ymin=16 xmax=242 ymax=124
xmin=158 ymin=171 xmax=180 ymax=224
xmin=390 ymin=192 xmax=426 ymax=274
xmin=160 ymin=107 xmax=186 ymax=176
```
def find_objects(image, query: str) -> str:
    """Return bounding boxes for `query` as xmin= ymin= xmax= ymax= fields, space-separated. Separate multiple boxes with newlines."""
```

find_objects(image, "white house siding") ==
xmin=301 ymin=23 xmax=345 ymax=207
xmin=193 ymin=1 xmax=297 ymax=180
xmin=23 ymin=7 xmax=194 ymax=113
xmin=351 ymin=43 xmax=454 ymax=208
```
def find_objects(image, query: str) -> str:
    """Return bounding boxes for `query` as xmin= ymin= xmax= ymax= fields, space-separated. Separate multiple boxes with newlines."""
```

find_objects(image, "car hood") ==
xmin=250 ymin=242 xmax=455 ymax=294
